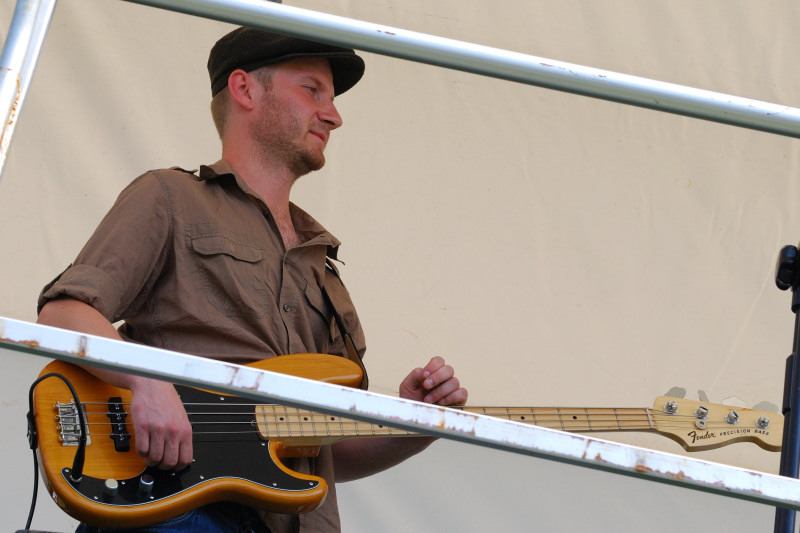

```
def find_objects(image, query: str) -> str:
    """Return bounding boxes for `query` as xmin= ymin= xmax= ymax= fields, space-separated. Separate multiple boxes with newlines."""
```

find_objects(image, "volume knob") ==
xmin=138 ymin=474 xmax=154 ymax=497
xmin=103 ymin=478 xmax=118 ymax=501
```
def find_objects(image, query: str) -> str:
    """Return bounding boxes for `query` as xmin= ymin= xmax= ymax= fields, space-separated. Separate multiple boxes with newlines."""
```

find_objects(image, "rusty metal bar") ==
xmin=0 ymin=0 xmax=57 ymax=177
xmin=123 ymin=0 xmax=800 ymax=139
xmin=2 ymin=315 xmax=799 ymax=510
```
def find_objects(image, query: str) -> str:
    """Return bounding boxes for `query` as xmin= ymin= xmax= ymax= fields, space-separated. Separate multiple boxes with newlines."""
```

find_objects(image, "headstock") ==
xmin=651 ymin=396 xmax=782 ymax=451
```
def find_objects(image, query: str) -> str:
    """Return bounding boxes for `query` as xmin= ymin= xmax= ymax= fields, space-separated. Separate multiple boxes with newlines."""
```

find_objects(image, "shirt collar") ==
xmin=198 ymin=160 xmax=342 ymax=256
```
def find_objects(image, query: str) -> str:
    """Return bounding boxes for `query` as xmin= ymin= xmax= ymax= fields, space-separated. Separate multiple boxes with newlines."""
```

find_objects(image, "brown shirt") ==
xmin=38 ymin=160 xmax=366 ymax=532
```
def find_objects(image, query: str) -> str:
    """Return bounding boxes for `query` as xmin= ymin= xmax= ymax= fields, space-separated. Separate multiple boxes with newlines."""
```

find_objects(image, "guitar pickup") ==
xmin=107 ymin=397 xmax=131 ymax=452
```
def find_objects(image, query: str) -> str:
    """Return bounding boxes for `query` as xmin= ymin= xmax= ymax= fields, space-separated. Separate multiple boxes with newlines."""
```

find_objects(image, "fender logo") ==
xmin=688 ymin=428 xmax=769 ymax=443
xmin=688 ymin=430 xmax=717 ymax=443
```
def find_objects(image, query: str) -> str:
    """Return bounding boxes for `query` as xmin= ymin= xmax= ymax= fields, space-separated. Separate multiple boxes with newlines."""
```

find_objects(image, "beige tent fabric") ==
xmin=1 ymin=0 xmax=798 ymax=531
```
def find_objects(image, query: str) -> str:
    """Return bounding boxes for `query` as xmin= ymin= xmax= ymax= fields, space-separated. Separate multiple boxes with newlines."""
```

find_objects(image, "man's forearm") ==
xmin=331 ymin=435 xmax=436 ymax=482
xmin=37 ymin=297 xmax=141 ymax=389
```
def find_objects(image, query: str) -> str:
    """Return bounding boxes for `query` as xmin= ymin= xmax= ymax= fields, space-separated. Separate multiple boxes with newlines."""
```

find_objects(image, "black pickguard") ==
xmin=62 ymin=385 xmax=319 ymax=508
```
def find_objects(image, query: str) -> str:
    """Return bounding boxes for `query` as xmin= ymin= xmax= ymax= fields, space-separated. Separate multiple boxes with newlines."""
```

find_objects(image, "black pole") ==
xmin=774 ymin=244 xmax=800 ymax=533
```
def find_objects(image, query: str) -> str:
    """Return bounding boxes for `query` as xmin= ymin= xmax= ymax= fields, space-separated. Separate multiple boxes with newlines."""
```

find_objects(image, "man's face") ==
xmin=250 ymin=57 xmax=343 ymax=178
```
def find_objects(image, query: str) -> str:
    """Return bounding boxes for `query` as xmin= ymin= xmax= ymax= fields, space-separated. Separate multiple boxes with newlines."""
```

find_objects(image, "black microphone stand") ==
xmin=774 ymin=244 xmax=800 ymax=533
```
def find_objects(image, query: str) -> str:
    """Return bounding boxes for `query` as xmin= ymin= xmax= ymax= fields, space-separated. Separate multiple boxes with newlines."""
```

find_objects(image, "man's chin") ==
xmin=291 ymin=154 xmax=325 ymax=178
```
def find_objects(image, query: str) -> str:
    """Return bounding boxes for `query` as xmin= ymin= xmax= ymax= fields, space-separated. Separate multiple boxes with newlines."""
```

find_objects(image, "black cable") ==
xmin=25 ymin=444 xmax=39 ymax=531
xmin=25 ymin=371 xmax=88 ymax=531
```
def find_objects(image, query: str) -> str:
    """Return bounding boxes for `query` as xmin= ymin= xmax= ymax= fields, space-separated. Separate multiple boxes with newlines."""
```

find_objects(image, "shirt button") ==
xmin=283 ymin=304 xmax=292 ymax=312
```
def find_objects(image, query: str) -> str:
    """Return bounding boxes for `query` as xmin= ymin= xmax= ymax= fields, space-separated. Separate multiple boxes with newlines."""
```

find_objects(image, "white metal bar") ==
xmin=123 ymin=0 xmax=800 ymax=139
xmin=0 ymin=0 xmax=57 ymax=176
xmin=1 ymin=315 xmax=798 ymax=510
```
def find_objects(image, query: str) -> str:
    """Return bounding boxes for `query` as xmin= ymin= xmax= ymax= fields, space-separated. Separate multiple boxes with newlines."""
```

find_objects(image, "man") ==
xmin=36 ymin=27 xmax=467 ymax=533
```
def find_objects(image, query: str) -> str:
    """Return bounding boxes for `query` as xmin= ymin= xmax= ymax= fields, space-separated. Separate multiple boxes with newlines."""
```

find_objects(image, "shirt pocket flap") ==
xmin=304 ymin=280 xmax=328 ymax=316
xmin=189 ymin=235 xmax=263 ymax=263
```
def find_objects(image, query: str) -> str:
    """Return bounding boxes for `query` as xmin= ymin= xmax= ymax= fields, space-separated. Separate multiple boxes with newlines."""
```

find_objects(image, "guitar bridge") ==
xmin=55 ymin=400 xmax=91 ymax=447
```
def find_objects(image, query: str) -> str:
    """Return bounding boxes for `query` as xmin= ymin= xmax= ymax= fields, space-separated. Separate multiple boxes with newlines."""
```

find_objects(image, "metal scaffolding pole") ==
xmin=0 ymin=0 xmax=57 ymax=175
xmin=3 ymin=315 xmax=800 ymax=511
xmin=122 ymin=0 xmax=800 ymax=139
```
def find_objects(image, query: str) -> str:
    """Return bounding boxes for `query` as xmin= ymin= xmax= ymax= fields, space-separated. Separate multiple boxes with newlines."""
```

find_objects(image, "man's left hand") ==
xmin=399 ymin=356 xmax=468 ymax=406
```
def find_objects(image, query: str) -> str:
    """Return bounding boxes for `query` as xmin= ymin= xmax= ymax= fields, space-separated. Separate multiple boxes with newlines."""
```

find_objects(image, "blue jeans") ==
xmin=75 ymin=502 xmax=271 ymax=533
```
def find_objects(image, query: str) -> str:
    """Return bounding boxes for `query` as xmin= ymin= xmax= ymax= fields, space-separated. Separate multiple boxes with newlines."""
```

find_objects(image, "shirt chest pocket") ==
xmin=188 ymin=233 xmax=268 ymax=317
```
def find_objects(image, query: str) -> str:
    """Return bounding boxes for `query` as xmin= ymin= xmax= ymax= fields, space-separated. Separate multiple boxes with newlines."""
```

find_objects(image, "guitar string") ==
xmin=73 ymin=401 xmax=759 ymax=422
xmin=71 ymin=404 xmax=760 ymax=423
xmin=74 ymin=401 xmax=734 ymax=419
xmin=60 ymin=404 xmax=769 ymax=437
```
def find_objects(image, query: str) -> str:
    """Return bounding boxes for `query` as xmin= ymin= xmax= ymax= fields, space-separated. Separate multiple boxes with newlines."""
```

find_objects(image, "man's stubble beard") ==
xmin=251 ymin=93 xmax=326 ymax=181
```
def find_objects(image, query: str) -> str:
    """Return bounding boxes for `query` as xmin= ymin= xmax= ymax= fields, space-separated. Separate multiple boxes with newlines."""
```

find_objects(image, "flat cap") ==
xmin=208 ymin=27 xmax=365 ymax=97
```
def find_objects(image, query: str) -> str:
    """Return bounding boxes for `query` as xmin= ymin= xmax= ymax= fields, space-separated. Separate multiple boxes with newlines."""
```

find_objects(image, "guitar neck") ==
xmin=256 ymin=396 xmax=782 ymax=452
xmin=255 ymin=405 xmax=654 ymax=446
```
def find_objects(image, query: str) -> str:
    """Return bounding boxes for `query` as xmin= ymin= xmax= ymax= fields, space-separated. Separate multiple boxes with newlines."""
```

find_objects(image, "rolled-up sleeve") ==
xmin=37 ymin=171 xmax=172 ymax=322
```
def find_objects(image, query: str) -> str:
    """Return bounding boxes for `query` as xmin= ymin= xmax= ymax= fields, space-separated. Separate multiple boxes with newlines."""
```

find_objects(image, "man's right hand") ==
xmin=128 ymin=376 xmax=194 ymax=470
xmin=38 ymin=297 xmax=194 ymax=470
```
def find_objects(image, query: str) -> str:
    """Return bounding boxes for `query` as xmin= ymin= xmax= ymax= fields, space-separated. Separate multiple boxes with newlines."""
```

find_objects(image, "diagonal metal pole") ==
xmin=2 ymin=315 xmax=799 ymax=511
xmin=0 ymin=0 xmax=57 ymax=177
xmin=123 ymin=0 xmax=800 ymax=139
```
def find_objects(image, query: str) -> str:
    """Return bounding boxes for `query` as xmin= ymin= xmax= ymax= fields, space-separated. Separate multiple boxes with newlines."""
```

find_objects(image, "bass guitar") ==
xmin=32 ymin=354 xmax=781 ymax=528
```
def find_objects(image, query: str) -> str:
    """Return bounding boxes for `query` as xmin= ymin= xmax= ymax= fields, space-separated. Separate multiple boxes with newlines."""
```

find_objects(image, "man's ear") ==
xmin=227 ymin=69 xmax=257 ymax=111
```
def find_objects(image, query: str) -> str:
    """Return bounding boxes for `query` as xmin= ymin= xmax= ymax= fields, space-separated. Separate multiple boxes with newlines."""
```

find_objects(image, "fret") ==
xmin=323 ymin=413 xmax=331 ymax=437
xmin=286 ymin=406 xmax=303 ymax=437
xmin=255 ymin=405 xmax=279 ymax=438
xmin=321 ymin=413 xmax=339 ymax=437
xmin=558 ymin=408 xmax=589 ymax=431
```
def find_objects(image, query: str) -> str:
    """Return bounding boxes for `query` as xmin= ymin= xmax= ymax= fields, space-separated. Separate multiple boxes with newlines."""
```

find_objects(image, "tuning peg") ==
xmin=664 ymin=400 xmax=679 ymax=414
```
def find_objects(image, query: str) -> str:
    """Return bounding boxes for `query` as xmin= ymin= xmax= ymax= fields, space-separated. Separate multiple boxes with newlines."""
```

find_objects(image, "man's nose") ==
xmin=320 ymin=100 xmax=343 ymax=130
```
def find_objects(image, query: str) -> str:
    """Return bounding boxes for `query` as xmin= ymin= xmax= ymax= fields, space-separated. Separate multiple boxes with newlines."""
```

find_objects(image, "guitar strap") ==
xmin=321 ymin=270 xmax=369 ymax=390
